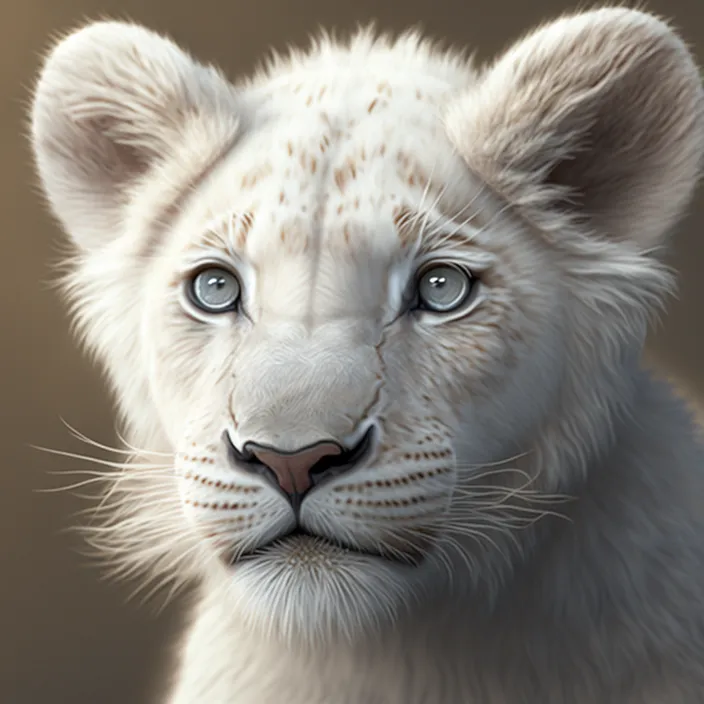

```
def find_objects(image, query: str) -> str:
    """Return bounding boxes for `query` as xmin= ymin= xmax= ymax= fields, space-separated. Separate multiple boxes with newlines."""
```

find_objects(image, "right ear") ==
xmin=30 ymin=22 xmax=242 ymax=251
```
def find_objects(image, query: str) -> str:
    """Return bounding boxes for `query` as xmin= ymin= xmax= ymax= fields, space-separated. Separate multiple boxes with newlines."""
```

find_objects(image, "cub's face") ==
xmin=144 ymin=91 xmax=561 ymax=637
xmin=30 ymin=14 xmax=703 ymax=642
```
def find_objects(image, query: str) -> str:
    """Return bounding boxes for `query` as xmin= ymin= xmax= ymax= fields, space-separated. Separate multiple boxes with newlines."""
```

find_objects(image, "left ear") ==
xmin=445 ymin=8 xmax=704 ymax=250
xmin=29 ymin=21 xmax=242 ymax=252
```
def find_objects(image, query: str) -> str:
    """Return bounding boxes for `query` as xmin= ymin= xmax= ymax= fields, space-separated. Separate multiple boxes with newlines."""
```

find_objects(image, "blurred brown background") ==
xmin=2 ymin=0 xmax=703 ymax=702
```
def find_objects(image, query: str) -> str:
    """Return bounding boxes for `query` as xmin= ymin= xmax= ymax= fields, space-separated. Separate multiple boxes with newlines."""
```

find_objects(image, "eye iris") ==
xmin=418 ymin=265 xmax=471 ymax=312
xmin=192 ymin=268 xmax=240 ymax=312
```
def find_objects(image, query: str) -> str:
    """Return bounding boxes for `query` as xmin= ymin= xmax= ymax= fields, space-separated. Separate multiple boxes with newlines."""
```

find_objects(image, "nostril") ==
xmin=223 ymin=432 xmax=279 ymax=488
xmin=308 ymin=426 xmax=375 ymax=486
xmin=225 ymin=434 xmax=254 ymax=464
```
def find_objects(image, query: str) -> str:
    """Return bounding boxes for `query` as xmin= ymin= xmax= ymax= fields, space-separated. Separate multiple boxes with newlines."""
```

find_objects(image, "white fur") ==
xmin=29 ymin=8 xmax=704 ymax=703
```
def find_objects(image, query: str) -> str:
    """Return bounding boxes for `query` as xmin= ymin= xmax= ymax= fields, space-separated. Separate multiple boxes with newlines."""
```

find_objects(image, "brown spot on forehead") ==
xmin=184 ymin=92 xmax=479 ymax=264
xmin=377 ymin=81 xmax=392 ymax=97
xmin=171 ymin=209 xmax=258 ymax=271
xmin=396 ymin=149 xmax=431 ymax=191
xmin=240 ymin=162 xmax=273 ymax=190
xmin=334 ymin=157 xmax=359 ymax=194
xmin=238 ymin=211 xmax=255 ymax=248
xmin=273 ymin=219 xmax=310 ymax=255
xmin=393 ymin=204 xmax=417 ymax=249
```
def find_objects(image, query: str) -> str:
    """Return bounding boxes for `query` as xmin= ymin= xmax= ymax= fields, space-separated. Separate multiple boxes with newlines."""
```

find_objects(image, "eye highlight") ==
xmin=416 ymin=263 xmax=474 ymax=313
xmin=188 ymin=267 xmax=241 ymax=314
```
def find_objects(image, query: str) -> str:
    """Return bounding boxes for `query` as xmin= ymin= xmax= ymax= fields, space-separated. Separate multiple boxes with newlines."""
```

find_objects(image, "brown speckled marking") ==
xmin=275 ymin=220 xmax=310 ymax=255
xmin=180 ymin=471 xmax=262 ymax=495
xmin=235 ymin=211 xmax=255 ymax=249
xmin=240 ymin=211 xmax=255 ymax=233
xmin=377 ymin=81 xmax=392 ymax=97
xmin=334 ymin=168 xmax=347 ymax=193
xmin=332 ymin=467 xmax=451 ymax=494
xmin=347 ymin=158 xmax=358 ymax=180
xmin=394 ymin=149 xmax=431 ymax=192
xmin=175 ymin=210 xmax=256 ymax=265
xmin=184 ymin=499 xmax=257 ymax=511
xmin=240 ymin=163 xmax=272 ymax=189
xmin=397 ymin=150 xmax=411 ymax=170
xmin=393 ymin=204 xmax=417 ymax=248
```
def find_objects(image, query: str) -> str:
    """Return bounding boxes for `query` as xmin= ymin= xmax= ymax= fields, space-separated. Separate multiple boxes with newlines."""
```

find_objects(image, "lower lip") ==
xmin=224 ymin=529 xmax=424 ymax=568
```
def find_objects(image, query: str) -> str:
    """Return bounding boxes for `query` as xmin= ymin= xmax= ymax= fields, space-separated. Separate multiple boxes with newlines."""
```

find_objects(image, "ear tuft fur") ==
xmin=445 ymin=8 xmax=704 ymax=249
xmin=30 ymin=21 xmax=241 ymax=250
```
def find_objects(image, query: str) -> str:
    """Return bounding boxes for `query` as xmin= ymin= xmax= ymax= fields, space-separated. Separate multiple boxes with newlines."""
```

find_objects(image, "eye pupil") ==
xmin=189 ymin=267 xmax=241 ymax=314
xmin=417 ymin=264 xmax=473 ymax=313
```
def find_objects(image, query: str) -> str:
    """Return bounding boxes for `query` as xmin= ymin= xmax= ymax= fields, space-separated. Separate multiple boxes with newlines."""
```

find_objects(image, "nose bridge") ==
xmin=230 ymin=323 xmax=380 ymax=448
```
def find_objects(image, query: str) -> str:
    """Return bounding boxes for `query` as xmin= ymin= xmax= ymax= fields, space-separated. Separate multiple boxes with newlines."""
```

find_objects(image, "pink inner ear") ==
xmin=443 ymin=8 xmax=704 ymax=251
xmin=29 ymin=20 xmax=242 ymax=253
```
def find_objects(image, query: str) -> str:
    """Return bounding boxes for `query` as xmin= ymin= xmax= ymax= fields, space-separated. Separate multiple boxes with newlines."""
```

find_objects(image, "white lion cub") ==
xmin=30 ymin=7 xmax=704 ymax=703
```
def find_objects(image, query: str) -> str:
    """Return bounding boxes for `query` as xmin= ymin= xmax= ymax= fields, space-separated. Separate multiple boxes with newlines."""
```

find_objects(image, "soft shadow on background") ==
xmin=2 ymin=0 xmax=703 ymax=702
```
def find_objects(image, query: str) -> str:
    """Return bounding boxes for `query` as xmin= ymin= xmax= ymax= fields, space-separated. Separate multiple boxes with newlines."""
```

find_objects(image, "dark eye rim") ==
xmin=186 ymin=264 xmax=242 ymax=314
xmin=413 ymin=261 xmax=476 ymax=313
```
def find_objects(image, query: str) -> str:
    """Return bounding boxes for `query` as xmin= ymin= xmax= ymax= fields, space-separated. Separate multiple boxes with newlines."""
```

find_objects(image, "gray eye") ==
xmin=417 ymin=264 xmax=473 ymax=313
xmin=190 ymin=267 xmax=241 ymax=313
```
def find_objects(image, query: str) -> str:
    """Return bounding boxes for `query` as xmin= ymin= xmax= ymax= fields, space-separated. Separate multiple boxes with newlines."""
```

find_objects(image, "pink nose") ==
xmin=252 ymin=442 xmax=343 ymax=495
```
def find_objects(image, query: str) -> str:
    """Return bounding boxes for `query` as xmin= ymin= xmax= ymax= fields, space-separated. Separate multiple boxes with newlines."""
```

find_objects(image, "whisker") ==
xmin=455 ymin=449 xmax=533 ymax=470
xmin=35 ymin=469 xmax=174 ymax=495
xmin=452 ymin=490 xmax=574 ymax=505
xmin=413 ymin=156 xmax=439 ymax=230
xmin=35 ymin=478 xmax=121 ymax=494
xmin=43 ymin=468 xmax=171 ymax=478
xmin=59 ymin=418 xmax=172 ymax=458
xmin=32 ymin=444 xmax=174 ymax=470
xmin=424 ymin=182 xmax=488 ymax=241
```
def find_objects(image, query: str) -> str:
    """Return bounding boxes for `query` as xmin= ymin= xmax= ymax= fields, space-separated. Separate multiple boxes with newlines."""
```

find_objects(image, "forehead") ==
xmin=171 ymin=69 xmax=481 ymax=317
xmin=194 ymin=70 xmax=473 ymax=244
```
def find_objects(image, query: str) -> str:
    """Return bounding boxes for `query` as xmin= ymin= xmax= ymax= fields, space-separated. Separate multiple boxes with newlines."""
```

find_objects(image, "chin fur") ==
xmin=207 ymin=535 xmax=421 ymax=645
